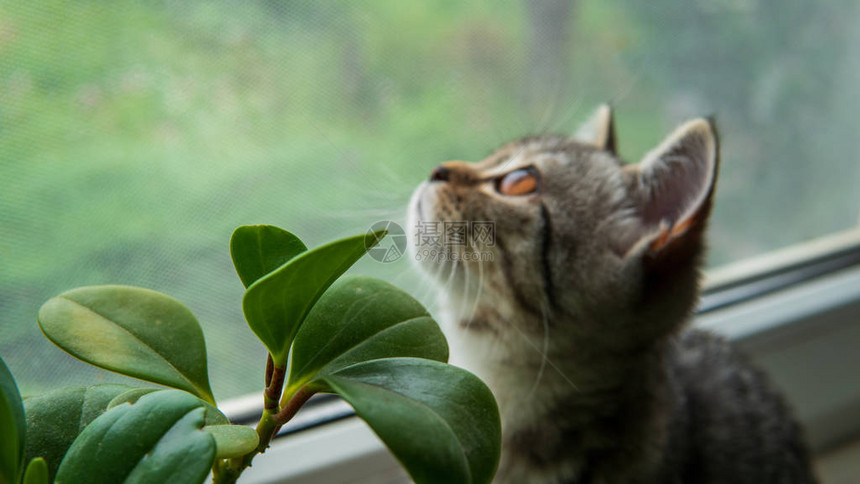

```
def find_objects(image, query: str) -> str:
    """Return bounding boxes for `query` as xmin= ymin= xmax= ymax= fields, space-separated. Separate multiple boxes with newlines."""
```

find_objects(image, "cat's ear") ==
xmin=572 ymin=104 xmax=617 ymax=154
xmin=621 ymin=118 xmax=719 ymax=258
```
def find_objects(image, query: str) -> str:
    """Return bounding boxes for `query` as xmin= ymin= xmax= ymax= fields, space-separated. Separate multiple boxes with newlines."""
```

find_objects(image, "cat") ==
xmin=406 ymin=105 xmax=817 ymax=483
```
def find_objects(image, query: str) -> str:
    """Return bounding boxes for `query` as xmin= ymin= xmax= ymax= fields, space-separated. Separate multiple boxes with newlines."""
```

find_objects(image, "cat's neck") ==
xmin=445 ymin=298 xmax=672 ymax=398
xmin=440 ymin=298 xmax=677 ymax=482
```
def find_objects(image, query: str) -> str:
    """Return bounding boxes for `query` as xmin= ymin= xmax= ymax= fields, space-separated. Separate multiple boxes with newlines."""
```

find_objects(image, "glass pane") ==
xmin=2 ymin=1 xmax=857 ymax=400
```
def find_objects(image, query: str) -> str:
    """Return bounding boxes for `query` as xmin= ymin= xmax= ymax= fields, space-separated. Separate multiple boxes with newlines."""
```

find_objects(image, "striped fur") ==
xmin=407 ymin=106 xmax=815 ymax=483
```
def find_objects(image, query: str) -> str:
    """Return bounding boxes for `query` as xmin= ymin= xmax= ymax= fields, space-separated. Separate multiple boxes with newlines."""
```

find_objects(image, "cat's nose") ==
xmin=429 ymin=165 xmax=450 ymax=182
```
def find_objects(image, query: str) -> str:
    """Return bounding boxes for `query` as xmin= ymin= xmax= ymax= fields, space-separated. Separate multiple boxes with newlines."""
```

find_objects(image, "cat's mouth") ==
xmin=407 ymin=181 xmax=456 ymax=276
xmin=407 ymin=181 xmax=434 ymax=243
xmin=409 ymin=181 xmax=451 ymax=225
xmin=408 ymin=181 xmax=490 ymax=281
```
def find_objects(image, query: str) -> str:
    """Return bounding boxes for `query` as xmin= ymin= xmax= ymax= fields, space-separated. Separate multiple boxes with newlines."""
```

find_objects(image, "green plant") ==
xmin=0 ymin=225 xmax=501 ymax=484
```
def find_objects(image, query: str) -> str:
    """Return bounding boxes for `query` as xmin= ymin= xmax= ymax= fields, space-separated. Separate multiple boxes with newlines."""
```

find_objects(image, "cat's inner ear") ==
xmin=572 ymin=104 xmax=617 ymax=154
xmin=622 ymin=118 xmax=718 ymax=256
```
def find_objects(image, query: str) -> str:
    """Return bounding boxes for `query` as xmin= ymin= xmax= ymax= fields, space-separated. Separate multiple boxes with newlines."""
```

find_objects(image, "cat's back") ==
xmin=664 ymin=329 xmax=817 ymax=483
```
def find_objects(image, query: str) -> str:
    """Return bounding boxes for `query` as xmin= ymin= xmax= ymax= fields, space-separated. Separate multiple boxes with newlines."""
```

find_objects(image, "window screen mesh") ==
xmin=2 ymin=1 xmax=859 ymax=400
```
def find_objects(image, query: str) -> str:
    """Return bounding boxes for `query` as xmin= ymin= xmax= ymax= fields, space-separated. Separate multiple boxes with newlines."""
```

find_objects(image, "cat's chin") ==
xmin=406 ymin=181 xmax=428 ymax=266
xmin=406 ymin=183 xmax=470 ymax=300
xmin=407 ymin=183 xmax=440 ymax=269
xmin=406 ymin=181 xmax=427 ymax=230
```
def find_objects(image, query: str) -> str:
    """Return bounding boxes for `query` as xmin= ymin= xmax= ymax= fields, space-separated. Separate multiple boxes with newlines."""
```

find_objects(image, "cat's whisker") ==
xmin=383 ymin=259 xmax=421 ymax=288
xmin=524 ymin=299 xmax=551 ymax=399
xmin=495 ymin=141 xmax=535 ymax=172
xmin=535 ymin=94 xmax=557 ymax=136
xmin=328 ymin=171 xmax=416 ymax=199
xmin=339 ymin=178 xmax=415 ymax=196
xmin=317 ymin=183 xmax=410 ymax=221
xmin=548 ymin=92 xmax=586 ymax=137
xmin=458 ymin=249 xmax=474 ymax=319
xmin=329 ymin=188 xmax=413 ymax=207
xmin=346 ymin=192 xmax=412 ymax=204
xmin=377 ymin=163 xmax=416 ymax=188
xmin=300 ymin=119 xmax=415 ymax=198
xmin=535 ymin=71 xmax=569 ymax=135
xmin=421 ymin=260 xmax=455 ymax=317
xmin=542 ymin=354 xmax=580 ymax=392
xmin=365 ymin=183 xmax=416 ymax=201
xmin=443 ymin=258 xmax=461 ymax=303
xmin=319 ymin=207 xmax=405 ymax=219
xmin=418 ymin=264 xmax=444 ymax=306
xmin=512 ymin=314 xmax=580 ymax=394
xmin=608 ymin=50 xmax=649 ymax=108
xmin=462 ymin=237 xmax=486 ymax=331
xmin=418 ymin=255 xmax=456 ymax=310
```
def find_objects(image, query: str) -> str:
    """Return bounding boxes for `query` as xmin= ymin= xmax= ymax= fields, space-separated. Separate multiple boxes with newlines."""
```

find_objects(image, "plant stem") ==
xmin=264 ymin=354 xmax=274 ymax=388
xmin=212 ymin=410 xmax=278 ymax=483
xmin=274 ymin=386 xmax=315 ymax=424
xmin=210 ymin=358 xmax=315 ymax=483
xmin=264 ymin=364 xmax=286 ymax=410
xmin=211 ymin=387 xmax=317 ymax=483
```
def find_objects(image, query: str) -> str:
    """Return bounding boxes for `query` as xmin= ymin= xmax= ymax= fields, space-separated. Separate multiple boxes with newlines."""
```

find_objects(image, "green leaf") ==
xmin=23 ymin=384 xmax=134 ymax=482
xmin=22 ymin=458 xmax=47 ymax=484
xmin=287 ymin=275 xmax=447 ymax=393
xmin=55 ymin=390 xmax=215 ymax=484
xmin=107 ymin=388 xmax=230 ymax=426
xmin=243 ymin=230 xmax=386 ymax=365
xmin=203 ymin=425 xmax=259 ymax=459
xmin=0 ymin=355 xmax=24 ymax=484
xmin=314 ymin=358 xmax=501 ymax=484
xmin=230 ymin=225 xmax=308 ymax=288
xmin=38 ymin=285 xmax=216 ymax=405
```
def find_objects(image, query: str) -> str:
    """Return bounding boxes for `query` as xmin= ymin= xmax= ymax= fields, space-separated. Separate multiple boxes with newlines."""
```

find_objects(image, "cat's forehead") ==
xmin=476 ymin=135 xmax=603 ymax=176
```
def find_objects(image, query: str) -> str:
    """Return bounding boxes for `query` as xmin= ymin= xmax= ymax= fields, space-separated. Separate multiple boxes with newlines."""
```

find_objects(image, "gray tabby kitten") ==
xmin=407 ymin=106 xmax=816 ymax=483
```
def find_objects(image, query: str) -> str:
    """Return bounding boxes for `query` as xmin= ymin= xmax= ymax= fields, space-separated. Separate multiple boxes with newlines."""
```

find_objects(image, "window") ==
xmin=2 ymin=2 xmax=859 ymax=480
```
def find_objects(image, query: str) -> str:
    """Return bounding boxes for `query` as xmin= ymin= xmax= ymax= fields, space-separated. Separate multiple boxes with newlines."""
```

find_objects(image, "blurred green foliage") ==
xmin=2 ymin=0 xmax=858 ymax=399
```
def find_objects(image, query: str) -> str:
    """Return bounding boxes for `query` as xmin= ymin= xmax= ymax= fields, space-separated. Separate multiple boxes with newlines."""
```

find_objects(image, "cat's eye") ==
xmin=497 ymin=168 xmax=539 ymax=196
